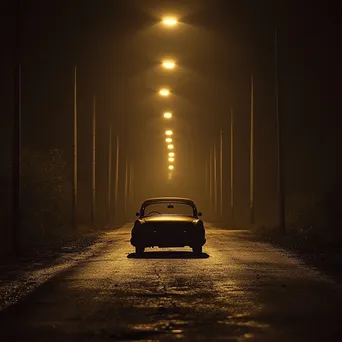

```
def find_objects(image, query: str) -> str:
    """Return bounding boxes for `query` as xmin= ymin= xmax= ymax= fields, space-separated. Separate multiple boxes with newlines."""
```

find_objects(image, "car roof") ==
xmin=141 ymin=197 xmax=195 ymax=205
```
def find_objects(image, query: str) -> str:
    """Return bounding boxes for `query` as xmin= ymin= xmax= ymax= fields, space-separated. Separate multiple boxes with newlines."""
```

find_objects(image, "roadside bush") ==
xmin=21 ymin=148 xmax=72 ymax=249
xmin=285 ymin=184 xmax=342 ymax=243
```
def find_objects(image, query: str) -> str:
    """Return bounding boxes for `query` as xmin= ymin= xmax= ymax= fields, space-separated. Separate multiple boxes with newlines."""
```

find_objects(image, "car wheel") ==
xmin=136 ymin=246 xmax=145 ymax=254
xmin=192 ymin=246 xmax=202 ymax=254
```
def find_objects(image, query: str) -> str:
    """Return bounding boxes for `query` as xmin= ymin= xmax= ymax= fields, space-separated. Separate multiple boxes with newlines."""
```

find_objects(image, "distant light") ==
xmin=165 ymin=130 xmax=173 ymax=136
xmin=162 ymin=60 xmax=176 ymax=69
xmin=163 ymin=112 xmax=172 ymax=119
xmin=162 ymin=17 xmax=178 ymax=26
xmin=165 ymin=138 xmax=172 ymax=143
xmin=159 ymin=88 xmax=170 ymax=96
xmin=167 ymin=144 xmax=174 ymax=150
xmin=168 ymin=157 xmax=174 ymax=162
xmin=168 ymin=152 xmax=175 ymax=157
xmin=168 ymin=165 xmax=174 ymax=170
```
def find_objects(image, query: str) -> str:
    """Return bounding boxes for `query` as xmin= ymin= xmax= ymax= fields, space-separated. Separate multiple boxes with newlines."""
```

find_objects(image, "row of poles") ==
xmin=73 ymin=66 xmax=135 ymax=232
xmin=208 ymin=76 xmax=252 ymax=226
xmin=206 ymin=29 xmax=285 ymax=231
xmin=12 ymin=11 xmax=286 ymax=254
xmin=11 ymin=64 xmax=136 ymax=254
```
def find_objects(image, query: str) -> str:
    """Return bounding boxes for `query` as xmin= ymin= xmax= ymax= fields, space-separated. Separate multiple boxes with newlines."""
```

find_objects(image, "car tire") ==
xmin=136 ymin=246 xmax=145 ymax=254
xmin=192 ymin=246 xmax=202 ymax=254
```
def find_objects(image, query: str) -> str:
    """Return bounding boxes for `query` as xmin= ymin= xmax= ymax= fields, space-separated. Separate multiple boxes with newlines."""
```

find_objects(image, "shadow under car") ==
xmin=127 ymin=250 xmax=210 ymax=259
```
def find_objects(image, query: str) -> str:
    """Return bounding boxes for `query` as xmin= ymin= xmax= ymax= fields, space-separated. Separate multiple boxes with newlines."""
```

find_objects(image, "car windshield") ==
xmin=142 ymin=202 xmax=195 ymax=217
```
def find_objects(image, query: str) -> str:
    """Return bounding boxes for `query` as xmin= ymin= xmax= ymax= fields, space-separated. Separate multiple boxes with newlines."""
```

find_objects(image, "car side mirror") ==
xmin=136 ymin=212 xmax=140 ymax=217
xmin=198 ymin=212 xmax=202 ymax=216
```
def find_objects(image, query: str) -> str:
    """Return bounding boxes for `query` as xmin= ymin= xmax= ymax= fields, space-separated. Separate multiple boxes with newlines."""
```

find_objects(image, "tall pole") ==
xmin=13 ymin=64 xmax=21 ymax=254
xmin=12 ymin=0 xmax=22 ymax=256
xmin=72 ymin=65 xmax=77 ymax=233
xmin=230 ymin=108 xmax=234 ymax=228
xmin=91 ymin=95 xmax=96 ymax=229
xmin=209 ymin=147 xmax=213 ymax=216
xmin=205 ymin=159 xmax=209 ymax=194
xmin=213 ymin=143 xmax=217 ymax=219
xmin=129 ymin=161 xmax=134 ymax=210
xmin=275 ymin=28 xmax=286 ymax=234
xmin=114 ymin=135 xmax=120 ymax=224
xmin=250 ymin=75 xmax=255 ymax=225
xmin=107 ymin=123 xmax=112 ymax=227
xmin=124 ymin=157 xmax=129 ymax=219
xmin=219 ymin=130 xmax=223 ymax=219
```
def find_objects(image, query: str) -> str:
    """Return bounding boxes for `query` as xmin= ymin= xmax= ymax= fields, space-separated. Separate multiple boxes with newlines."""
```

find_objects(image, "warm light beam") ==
xmin=163 ymin=112 xmax=172 ymax=119
xmin=167 ymin=144 xmax=174 ymax=149
xmin=165 ymin=130 xmax=173 ymax=136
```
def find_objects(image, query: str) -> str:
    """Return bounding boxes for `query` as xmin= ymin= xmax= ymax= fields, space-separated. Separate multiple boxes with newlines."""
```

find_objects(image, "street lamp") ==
xmin=168 ymin=157 xmax=174 ymax=162
xmin=159 ymin=88 xmax=170 ymax=97
xmin=168 ymin=152 xmax=175 ymax=157
xmin=162 ymin=17 xmax=178 ymax=27
xmin=165 ymin=130 xmax=173 ymax=136
xmin=163 ymin=112 xmax=172 ymax=119
xmin=167 ymin=144 xmax=174 ymax=150
xmin=165 ymin=137 xmax=172 ymax=143
xmin=168 ymin=165 xmax=174 ymax=170
xmin=162 ymin=60 xmax=176 ymax=69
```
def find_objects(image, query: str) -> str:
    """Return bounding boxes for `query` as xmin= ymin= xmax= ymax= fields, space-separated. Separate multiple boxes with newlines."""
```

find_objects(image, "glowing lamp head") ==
xmin=162 ymin=17 xmax=178 ymax=26
xmin=162 ymin=60 xmax=176 ymax=69
xmin=159 ymin=88 xmax=170 ymax=96
xmin=163 ymin=112 xmax=172 ymax=119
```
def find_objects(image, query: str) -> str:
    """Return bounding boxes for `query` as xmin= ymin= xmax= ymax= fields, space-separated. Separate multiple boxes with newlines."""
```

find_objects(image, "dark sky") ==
xmin=1 ymin=0 xmax=340 ymax=226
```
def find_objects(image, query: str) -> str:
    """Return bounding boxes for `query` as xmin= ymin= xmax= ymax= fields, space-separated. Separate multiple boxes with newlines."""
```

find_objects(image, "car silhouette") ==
xmin=130 ymin=197 xmax=206 ymax=254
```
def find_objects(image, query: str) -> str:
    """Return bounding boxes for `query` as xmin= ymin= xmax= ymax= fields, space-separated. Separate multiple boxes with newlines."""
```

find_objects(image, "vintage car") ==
xmin=130 ymin=197 xmax=206 ymax=254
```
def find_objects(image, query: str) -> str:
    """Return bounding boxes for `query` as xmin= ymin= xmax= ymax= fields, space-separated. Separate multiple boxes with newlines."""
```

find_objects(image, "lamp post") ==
xmin=250 ymin=75 xmax=254 ymax=225
xmin=72 ymin=65 xmax=78 ymax=233
xmin=230 ymin=108 xmax=234 ymax=229
xmin=91 ymin=95 xmax=96 ymax=229
xmin=275 ymin=28 xmax=286 ymax=234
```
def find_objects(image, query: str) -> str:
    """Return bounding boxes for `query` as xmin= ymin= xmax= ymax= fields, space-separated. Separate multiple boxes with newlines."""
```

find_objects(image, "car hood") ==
xmin=140 ymin=216 xmax=198 ymax=224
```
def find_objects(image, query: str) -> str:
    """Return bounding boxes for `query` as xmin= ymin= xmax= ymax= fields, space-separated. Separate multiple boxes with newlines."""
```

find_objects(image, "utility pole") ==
xmin=205 ymin=159 xmax=209 ymax=194
xmin=72 ymin=65 xmax=78 ymax=233
xmin=12 ymin=64 xmax=21 ymax=254
xmin=124 ymin=157 xmax=129 ymax=220
xmin=107 ymin=123 xmax=112 ymax=227
xmin=129 ymin=161 xmax=134 ymax=211
xmin=230 ymin=108 xmax=234 ymax=229
xmin=213 ymin=143 xmax=217 ymax=219
xmin=219 ymin=130 xmax=223 ymax=219
xmin=275 ymin=28 xmax=286 ymax=234
xmin=114 ymin=135 xmax=120 ymax=225
xmin=250 ymin=75 xmax=255 ymax=225
xmin=91 ymin=95 xmax=96 ymax=229
xmin=209 ymin=147 xmax=213 ymax=217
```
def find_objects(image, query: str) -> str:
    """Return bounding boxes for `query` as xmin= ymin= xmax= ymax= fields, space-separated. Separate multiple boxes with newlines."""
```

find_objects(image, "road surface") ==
xmin=1 ymin=225 xmax=342 ymax=341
